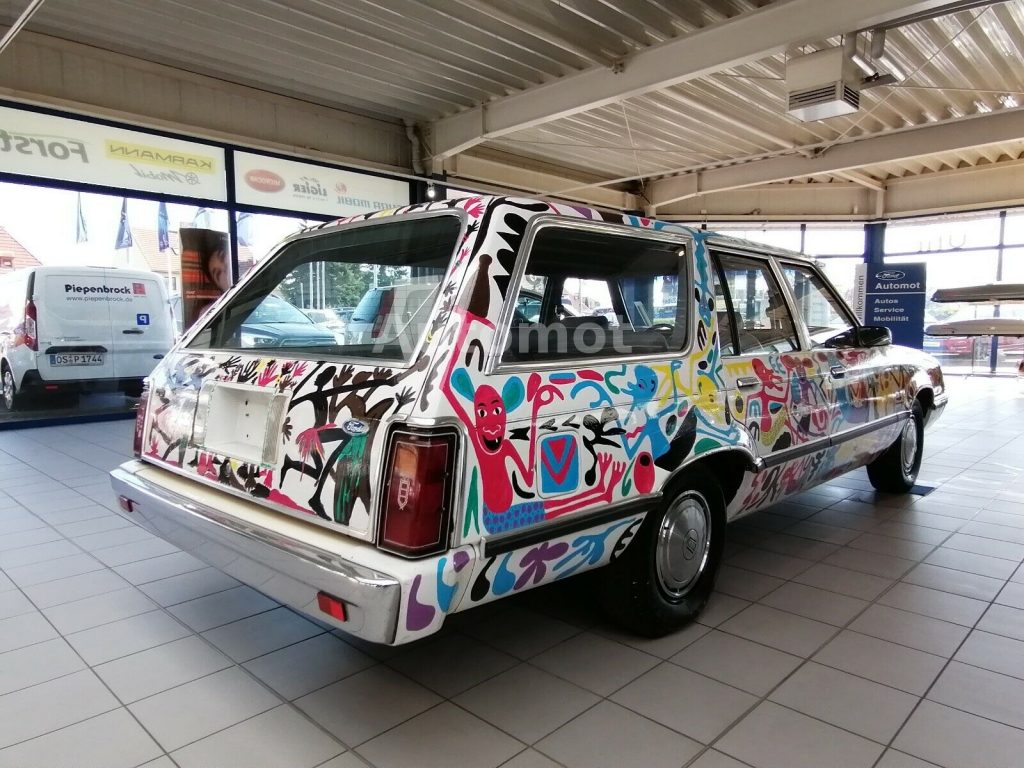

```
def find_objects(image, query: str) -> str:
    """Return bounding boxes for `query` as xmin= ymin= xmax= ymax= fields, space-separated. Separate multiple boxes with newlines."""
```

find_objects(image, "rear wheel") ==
xmin=867 ymin=400 xmax=924 ymax=493
xmin=1 ymin=364 xmax=20 ymax=411
xmin=602 ymin=469 xmax=726 ymax=637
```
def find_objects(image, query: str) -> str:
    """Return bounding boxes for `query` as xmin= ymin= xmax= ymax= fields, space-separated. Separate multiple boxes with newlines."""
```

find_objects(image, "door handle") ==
xmin=735 ymin=377 xmax=760 ymax=389
xmin=830 ymin=365 xmax=846 ymax=378
xmin=122 ymin=329 xmax=144 ymax=335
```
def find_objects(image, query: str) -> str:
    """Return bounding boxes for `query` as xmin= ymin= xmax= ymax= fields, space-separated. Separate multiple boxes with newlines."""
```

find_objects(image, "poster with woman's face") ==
xmin=180 ymin=228 xmax=232 ymax=329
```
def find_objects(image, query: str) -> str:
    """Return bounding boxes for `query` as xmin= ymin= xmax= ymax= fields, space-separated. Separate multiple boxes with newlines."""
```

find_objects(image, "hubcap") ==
xmin=656 ymin=492 xmax=711 ymax=599
xmin=900 ymin=418 xmax=919 ymax=475
xmin=2 ymin=371 xmax=13 ymax=409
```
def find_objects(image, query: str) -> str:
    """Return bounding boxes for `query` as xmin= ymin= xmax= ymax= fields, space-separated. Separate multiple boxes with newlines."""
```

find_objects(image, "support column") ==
xmin=989 ymin=210 xmax=1007 ymax=373
xmin=864 ymin=221 xmax=886 ymax=265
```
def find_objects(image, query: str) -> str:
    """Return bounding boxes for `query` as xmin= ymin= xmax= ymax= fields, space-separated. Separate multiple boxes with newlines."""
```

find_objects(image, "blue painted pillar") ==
xmin=864 ymin=222 xmax=886 ymax=265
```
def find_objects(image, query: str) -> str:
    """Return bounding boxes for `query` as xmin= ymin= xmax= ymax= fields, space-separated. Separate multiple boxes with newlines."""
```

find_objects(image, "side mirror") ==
xmin=824 ymin=326 xmax=892 ymax=348
xmin=858 ymin=325 xmax=892 ymax=347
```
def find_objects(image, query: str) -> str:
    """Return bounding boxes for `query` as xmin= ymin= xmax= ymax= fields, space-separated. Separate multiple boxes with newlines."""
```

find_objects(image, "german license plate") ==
xmin=49 ymin=353 xmax=104 ymax=366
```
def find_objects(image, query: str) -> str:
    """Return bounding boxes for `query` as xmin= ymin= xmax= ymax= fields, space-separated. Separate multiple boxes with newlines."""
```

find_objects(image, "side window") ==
xmin=710 ymin=262 xmax=737 ymax=356
xmin=780 ymin=263 xmax=856 ymax=346
xmin=714 ymin=252 xmax=799 ymax=354
xmin=502 ymin=226 xmax=687 ymax=363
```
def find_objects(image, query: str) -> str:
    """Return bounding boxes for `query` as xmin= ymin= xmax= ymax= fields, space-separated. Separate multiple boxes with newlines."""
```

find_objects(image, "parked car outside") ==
xmin=111 ymin=196 xmax=947 ymax=646
xmin=0 ymin=266 xmax=174 ymax=408
xmin=304 ymin=308 xmax=347 ymax=343
xmin=237 ymin=295 xmax=337 ymax=348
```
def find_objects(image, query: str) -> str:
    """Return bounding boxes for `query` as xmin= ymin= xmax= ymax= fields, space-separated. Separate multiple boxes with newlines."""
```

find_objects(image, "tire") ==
xmin=867 ymin=399 xmax=924 ymax=494
xmin=601 ymin=468 xmax=726 ymax=637
xmin=1 ymin=364 xmax=20 ymax=411
xmin=121 ymin=380 xmax=144 ymax=398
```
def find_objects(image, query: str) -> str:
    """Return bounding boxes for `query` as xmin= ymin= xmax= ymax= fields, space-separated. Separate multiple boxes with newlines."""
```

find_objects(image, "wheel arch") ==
xmin=665 ymin=448 xmax=758 ymax=508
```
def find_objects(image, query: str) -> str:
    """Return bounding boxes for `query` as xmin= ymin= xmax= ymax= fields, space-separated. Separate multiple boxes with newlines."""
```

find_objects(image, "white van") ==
xmin=0 ymin=266 xmax=174 ymax=409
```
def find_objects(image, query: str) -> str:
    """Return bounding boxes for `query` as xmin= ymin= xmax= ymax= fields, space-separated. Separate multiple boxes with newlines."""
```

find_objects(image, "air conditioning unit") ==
xmin=786 ymin=47 xmax=860 ymax=121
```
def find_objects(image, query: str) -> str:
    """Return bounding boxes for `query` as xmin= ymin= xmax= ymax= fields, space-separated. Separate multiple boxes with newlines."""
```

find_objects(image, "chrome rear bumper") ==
xmin=109 ymin=461 xmax=401 ymax=644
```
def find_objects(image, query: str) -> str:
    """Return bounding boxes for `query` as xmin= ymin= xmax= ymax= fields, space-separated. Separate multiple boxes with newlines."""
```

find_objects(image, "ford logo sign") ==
xmin=876 ymin=270 xmax=906 ymax=280
xmin=342 ymin=419 xmax=369 ymax=435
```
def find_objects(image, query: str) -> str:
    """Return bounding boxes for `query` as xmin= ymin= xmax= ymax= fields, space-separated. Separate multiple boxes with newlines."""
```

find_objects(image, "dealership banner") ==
xmin=854 ymin=262 xmax=928 ymax=349
xmin=0 ymin=106 xmax=227 ymax=201
xmin=233 ymin=151 xmax=410 ymax=218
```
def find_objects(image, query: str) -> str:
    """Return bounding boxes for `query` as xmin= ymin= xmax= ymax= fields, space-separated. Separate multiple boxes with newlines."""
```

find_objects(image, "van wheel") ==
xmin=601 ymin=469 xmax=726 ymax=637
xmin=2 ymin=365 xmax=20 ymax=411
xmin=867 ymin=400 xmax=924 ymax=494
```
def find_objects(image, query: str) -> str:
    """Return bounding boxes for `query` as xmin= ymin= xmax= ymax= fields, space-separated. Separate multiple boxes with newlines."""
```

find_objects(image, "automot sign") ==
xmin=854 ymin=262 xmax=928 ymax=349
xmin=233 ymin=151 xmax=410 ymax=218
xmin=0 ymin=106 xmax=228 ymax=201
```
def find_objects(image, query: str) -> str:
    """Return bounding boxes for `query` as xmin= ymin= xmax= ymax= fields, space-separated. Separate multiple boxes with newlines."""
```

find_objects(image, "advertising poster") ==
xmin=854 ymin=262 xmax=928 ymax=349
xmin=233 ymin=151 xmax=410 ymax=218
xmin=0 ymin=106 xmax=227 ymax=201
xmin=180 ymin=228 xmax=232 ymax=329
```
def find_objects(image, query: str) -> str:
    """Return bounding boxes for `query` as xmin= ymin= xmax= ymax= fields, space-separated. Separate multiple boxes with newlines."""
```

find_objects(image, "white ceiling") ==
xmin=1 ymin=0 xmax=1022 ymax=217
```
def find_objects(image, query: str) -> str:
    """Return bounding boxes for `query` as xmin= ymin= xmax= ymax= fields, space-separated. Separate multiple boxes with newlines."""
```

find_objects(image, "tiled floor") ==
xmin=0 ymin=375 xmax=1023 ymax=768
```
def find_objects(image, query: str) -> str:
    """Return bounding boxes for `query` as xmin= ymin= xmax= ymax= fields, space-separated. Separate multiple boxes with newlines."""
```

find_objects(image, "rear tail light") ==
xmin=378 ymin=428 xmax=457 ymax=557
xmin=24 ymin=299 xmax=37 ymax=351
xmin=371 ymin=289 xmax=394 ymax=339
xmin=133 ymin=381 xmax=151 ymax=458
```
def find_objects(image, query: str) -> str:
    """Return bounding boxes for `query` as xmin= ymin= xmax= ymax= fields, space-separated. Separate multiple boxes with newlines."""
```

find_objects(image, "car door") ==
xmin=778 ymin=260 xmax=903 ymax=470
xmin=108 ymin=271 xmax=174 ymax=382
xmin=711 ymin=250 xmax=834 ymax=508
xmin=35 ymin=268 xmax=116 ymax=383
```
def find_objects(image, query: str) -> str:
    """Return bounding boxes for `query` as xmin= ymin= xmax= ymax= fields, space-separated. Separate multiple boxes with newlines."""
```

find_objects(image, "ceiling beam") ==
xmin=649 ymin=108 xmax=1024 ymax=206
xmin=426 ymin=0 xmax=954 ymax=158
xmin=835 ymin=170 xmax=886 ymax=191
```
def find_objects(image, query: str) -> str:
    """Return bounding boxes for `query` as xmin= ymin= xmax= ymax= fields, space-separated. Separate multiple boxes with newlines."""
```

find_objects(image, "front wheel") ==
xmin=601 ymin=469 xmax=726 ymax=637
xmin=867 ymin=400 xmax=924 ymax=493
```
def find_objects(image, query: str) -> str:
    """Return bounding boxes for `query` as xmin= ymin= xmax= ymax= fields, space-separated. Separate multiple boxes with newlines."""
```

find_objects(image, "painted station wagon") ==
xmin=110 ymin=196 xmax=948 ymax=644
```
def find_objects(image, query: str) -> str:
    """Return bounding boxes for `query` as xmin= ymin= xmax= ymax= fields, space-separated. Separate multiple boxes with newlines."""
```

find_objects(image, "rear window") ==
xmin=188 ymin=214 xmax=462 ymax=363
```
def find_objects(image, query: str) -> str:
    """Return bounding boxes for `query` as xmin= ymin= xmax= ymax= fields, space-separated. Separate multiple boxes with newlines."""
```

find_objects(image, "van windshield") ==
xmin=187 ymin=214 xmax=462 ymax=363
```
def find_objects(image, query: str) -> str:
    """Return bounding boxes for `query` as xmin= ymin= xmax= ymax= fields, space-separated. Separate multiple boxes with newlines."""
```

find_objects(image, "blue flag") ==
xmin=192 ymin=207 xmax=210 ymax=228
xmin=75 ymin=193 xmax=88 ymax=244
xmin=115 ymin=198 xmax=133 ymax=250
xmin=237 ymin=212 xmax=253 ymax=247
xmin=157 ymin=202 xmax=170 ymax=251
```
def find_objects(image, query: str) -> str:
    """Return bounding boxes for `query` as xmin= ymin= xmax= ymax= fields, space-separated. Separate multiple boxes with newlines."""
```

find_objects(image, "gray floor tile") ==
xmin=32 ymin=504 xmax=114 ymax=527
xmin=0 ymin=669 xmax=119 ymax=748
xmin=128 ymin=666 xmax=281 ymax=752
xmin=903 ymin=563 xmax=1004 ymax=601
xmin=168 ymin=585 xmax=276 ymax=632
xmin=849 ymin=604 xmax=969 ymax=657
xmin=113 ymin=551 xmax=207 ymax=585
xmin=894 ymin=700 xmax=1024 ymax=768
xmin=696 ymin=591 xmax=751 ymax=627
xmin=455 ymin=663 xmax=598 ymax=744
xmin=719 ymin=604 xmax=837 ymax=657
xmin=387 ymin=631 xmax=519 ymax=698
xmin=718 ymin=701 xmax=883 ymax=768
xmin=202 ymin=606 xmax=322 ymax=663
xmin=942 ymin=532 xmax=1024 ymax=562
xmin=612 ymin=662 xmax=756 ymax=744
xmin=996 ymin=581 xmax=1024 ymax=609
xmin=672 ymin=630 xmax=802 ymax=696
xmin=0 ymin=589 xmax=36 ymax=620
xmin=139 ymin=567 xmax=240 ymax=607
xmin=786 ymin=520 xmax=862 ymax=545
xmin=244 ymin=633 xmax=375 ymax=700
xmin=760 ymin=582 xmax=869 ymax=626
xmin=928 ymin=661 xmax=1024 ymax=730
xmin=66 ymin=609 xmax=192 ymax=665
xmin=53 ymin=513 xmax=134 ymax=538
xmin=499 ymin=749 xmax=563 ymax=768
xmin=715 ymin=565 xmax=786 ymax=602
xmin=0 ymin=708 xmax=162 ymax=768
xmin=727 ymin=549 xmax=815 ymax=580
xmin=879 ymin=582 xmax=989 ymax=626
xmin=792 ymin=563 xmax=893 ymax=600
xmin=536 ymin=700 xmax=700 ymax=768
xmin=22 ymin=568 xmax=130 ymax=608
xmin=531 ymin=631 xmax=659 ymax=696
xmin=875 ymin=750 xmax=942 ymax=768
xmin=0 ymin=637 xmax=85 ymax=696
xmin=0 ymin=611 xmax=58 ymax=654
xmin=813 ymin=630 xmax=945 ymax=695
xmin=172 ymin=704 xmax=344 ymax=768
xmin=42 ymin=585 xmax=157 ymax=634
xmin=954 ymin=630 xmax=1024 ymax=680
xmin=0 ymin=526 xmax=63 ymax=553
xmin=976 ymin=603 xmax=1024 ymax=642
xmin=847 ymin=532 xmax=936 ymax=561
xmin=593 ymin=616 xmax=711 ymax=659
xmin=461 ymin=605 xmax=581 ymax=660
xmin=361 ymin=703 xmax=523 ymax=768
xmin=4 ymin=552 xmax=106 ymax=588
xmin=95 ymin=634 xmax=233 ymax=703
xmin=92 ymin=538 xmax=181 ymax=567
xmin=823 ymin=547 xmax=917 ymax=579
xmin=295 ymin=665 xmax=440 ymax=746
xmin=770 ymin=661 xmax=918 ymax=742
xmin=0 ymin=540 xmax=83 ymax=569
xmin=924 ymin=547 xmax=1018 ymax=580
